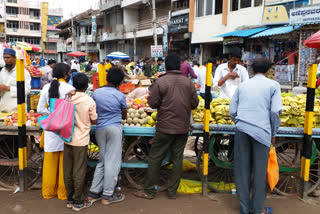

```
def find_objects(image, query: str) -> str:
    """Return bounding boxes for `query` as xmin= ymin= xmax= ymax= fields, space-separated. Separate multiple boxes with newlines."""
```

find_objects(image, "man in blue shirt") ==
xmin=229 ymin=57 xmax=282 ymax=214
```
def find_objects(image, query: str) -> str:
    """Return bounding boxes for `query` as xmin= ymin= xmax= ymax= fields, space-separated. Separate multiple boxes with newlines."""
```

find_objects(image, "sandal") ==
xmin=66 ymin=200 xmax=73 ymax=209
xmin=133 ymin=191 xmax=154 ymax=200
xmin=263 ymin=207 xmax=273 ymax=214
xmin=102 ymin=193 xmax=125 ymax=205
xmin=72 ymin=200 xmax=92 ymax=212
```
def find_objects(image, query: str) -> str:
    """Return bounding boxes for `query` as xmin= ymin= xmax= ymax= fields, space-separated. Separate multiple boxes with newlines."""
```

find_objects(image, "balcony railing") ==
xmin=124 ymin=16 xmax=168 ymax=33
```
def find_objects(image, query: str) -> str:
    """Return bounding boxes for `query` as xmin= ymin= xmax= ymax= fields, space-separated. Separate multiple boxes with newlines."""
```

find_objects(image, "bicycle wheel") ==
xmin=274 ymin=139 xmax=320 ymax=196
xmin=123 ymin=138 xmax=170 ymax=191
xmin=0 ymin=136 xmax=43 ymax=190
xmin=196 ymin=135 xmax=235 ymax=193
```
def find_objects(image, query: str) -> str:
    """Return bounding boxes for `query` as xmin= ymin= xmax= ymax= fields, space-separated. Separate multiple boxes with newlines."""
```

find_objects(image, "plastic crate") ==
xmin=30 ymin=93 xmax=40 ymax=111
xmin=31 ymin=77 xmax=41 ymax=89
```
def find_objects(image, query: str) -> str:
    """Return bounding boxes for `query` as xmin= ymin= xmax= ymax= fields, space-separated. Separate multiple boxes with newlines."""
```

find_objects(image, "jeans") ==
xmin=234 ymin=130 xmax=269 ymax=214
xmin=144 ymin=131 xmax=188 ymax=197
xmin=89 ymin=126 xmax=123 ymax=197
xmin=63 ymin=144 xmax=88 ymax=204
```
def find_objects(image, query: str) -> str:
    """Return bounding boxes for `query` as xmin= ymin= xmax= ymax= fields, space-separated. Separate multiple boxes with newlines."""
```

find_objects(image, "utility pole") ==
xmin=152 ymin=0 xmax=157 ymax=46
xmin=133 ymin=28 xmax=137 ymax=62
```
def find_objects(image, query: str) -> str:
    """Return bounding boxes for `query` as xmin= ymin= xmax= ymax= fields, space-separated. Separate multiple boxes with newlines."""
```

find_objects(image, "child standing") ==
xmin=88 ymin=67 xmax=127 ymax=205
xmin=63 ymin=73 xmax=97 ymax=211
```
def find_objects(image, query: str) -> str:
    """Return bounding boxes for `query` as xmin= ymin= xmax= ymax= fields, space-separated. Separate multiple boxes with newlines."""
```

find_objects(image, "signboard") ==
xmin=92 ymin=16 xmax=97 ymax=43
xmin=265 ymin=0 xmax=297 ymax=6
xmin=223 ymin=37 xmax=244 ymax=45
xmin=168 ymin=14 xmax=189 ymax=33
xmin=162 ymin=25 xmax=168 ymax=52
xmin=44 ymin=50 xmax=57 ymax=54
xmin=151 ymin=45 xmax=163 ymax=58
xmin=41 ymin=2 xmax=49 ymax=43
xmin=290 ymin=5 xmax=320 ymax=25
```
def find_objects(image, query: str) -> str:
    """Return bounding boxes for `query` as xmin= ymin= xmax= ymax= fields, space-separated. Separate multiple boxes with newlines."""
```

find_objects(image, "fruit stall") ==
xmin=189 ymin=93 xmax=320 ymax=196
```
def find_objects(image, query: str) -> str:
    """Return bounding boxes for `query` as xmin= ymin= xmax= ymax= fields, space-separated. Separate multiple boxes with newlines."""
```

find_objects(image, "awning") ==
xmin=215 ymin=27 xmax=268 ymax=38
xmin=250 ymin=25 xmax=302 ymax=38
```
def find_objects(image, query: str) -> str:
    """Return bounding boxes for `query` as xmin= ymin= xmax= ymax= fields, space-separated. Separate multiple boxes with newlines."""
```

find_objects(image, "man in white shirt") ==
xmin=0 ymin=48 xmax=31 ymax=112
xmin=192 ymin=62 xmax=200 ymax=78
xmin=92 ymin=60 xmax=98 ymax=71
xmin=197 ymin=61 xmax=214 ymax=100
xmin=213 ymin=47 xmax=249 ymax=99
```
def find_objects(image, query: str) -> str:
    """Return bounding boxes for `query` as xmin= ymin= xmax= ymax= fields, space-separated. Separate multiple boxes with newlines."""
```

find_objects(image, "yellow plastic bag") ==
xmin=177 ymin=179 xmax=236 ymax=194
xmin=267 ymin=145 xmax=279 ymax=191
xmin=167 ymin=159 xmax=197 ymax=172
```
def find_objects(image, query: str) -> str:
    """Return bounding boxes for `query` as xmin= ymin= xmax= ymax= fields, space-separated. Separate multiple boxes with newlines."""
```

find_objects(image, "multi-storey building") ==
xmin=4 ymin=0 xmax=42 ymax=50
xmin=45 ymin=8 xmax=63 ymax=60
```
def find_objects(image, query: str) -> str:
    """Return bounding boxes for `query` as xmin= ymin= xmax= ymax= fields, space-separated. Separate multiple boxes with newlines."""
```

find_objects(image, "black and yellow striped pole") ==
xmin=16 ymin=52 xmax=27 ymax=192
xmin=301 ymin=64 xmax=317 ymax=198
xmin=98 ymin=63 xmax=107 ymax=87
xmin=202 ymin=62 xmax=213 ymax=196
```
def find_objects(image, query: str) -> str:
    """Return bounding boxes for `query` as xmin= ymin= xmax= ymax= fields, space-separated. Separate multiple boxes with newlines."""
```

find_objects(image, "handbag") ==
xmin=267 ymin=145 xmax=279 ymax=191
xmin=38 ymin=98 xmax=76 ymax=142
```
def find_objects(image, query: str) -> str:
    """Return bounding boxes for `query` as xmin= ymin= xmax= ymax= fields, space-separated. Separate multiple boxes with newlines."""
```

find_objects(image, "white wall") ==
xmin=123 ymin=8 xmax=139 ymax=25
xmin=121 ymin=0 xmax=142 ymax=8
xmin=192 ymin=6 xmax=263 ymax=44
xmin=125 ymin=27 xmax=163 ymax=39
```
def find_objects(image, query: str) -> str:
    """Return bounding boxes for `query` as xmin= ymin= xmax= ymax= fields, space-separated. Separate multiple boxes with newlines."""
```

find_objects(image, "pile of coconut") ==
xmin=122 ymin=108 xmax=150 ymax=127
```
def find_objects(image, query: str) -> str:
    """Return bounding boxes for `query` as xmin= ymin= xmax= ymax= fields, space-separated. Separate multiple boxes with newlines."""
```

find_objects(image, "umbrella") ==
xmin=107 ymin=52 xmax=130 ymax=60
xmin=303 ymin=30 xmax=320 ymax=48
xmin=67 ymin=51 xmax=87 ymax=57
xmin=15 ymin=42 xmax=32 ymax=51
xmin=25 ymin=42 xmax=40 ymax=51
xmin=0 ymin=43 xmax=8 ymax=48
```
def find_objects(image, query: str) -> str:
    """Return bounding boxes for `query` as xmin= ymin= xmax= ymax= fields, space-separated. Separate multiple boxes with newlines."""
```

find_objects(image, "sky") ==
xmin=44 ymin=0 xmax=99 ymax=20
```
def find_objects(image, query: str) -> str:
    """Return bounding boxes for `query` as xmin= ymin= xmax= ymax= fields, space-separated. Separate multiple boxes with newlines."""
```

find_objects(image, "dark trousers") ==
xmin=63 ymin=144 xmax=88 ymax=204
xmin=144 ymin=131 xmax=188 ymax=197
xmin=234 ymin=130 xmax=269 ymax=214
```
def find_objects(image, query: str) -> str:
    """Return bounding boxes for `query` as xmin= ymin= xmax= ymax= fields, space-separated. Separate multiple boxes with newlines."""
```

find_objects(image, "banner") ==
xmin=0 ymin=0 xmax=4 ymax=19
xmin=92 ymin=16 xmax=97 ymax=43
xmin=151 ymin=45 xmax=163 ymax=58
xmin=41 ymin=2 xmax=49 ymax=43
xmin=290 ymin=5 xmax=320 ymax=25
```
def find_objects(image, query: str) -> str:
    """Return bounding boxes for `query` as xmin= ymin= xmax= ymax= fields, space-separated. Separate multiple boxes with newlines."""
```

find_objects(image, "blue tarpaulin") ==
xmin=215 ymin=27 xmax=268 ymax=38
xmin=250 ymin=25 xmax=302 ymax=38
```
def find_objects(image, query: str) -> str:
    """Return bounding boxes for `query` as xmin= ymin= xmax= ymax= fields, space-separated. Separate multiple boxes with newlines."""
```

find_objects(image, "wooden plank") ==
xmin=189 ymin=0 xmax=195 ymax=32
xmin=222 ymin=0 xmax=228 ymax=25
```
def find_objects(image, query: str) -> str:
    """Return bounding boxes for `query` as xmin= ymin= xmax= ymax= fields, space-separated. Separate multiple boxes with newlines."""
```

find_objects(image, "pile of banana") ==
xmin=192 ymin=96 xmax=234 ymax=125
xmin=192 ymin=93 xmax=320 ymax=128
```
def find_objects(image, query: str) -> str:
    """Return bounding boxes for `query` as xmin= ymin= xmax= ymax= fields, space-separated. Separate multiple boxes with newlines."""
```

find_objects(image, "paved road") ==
xmin=0 ymin=188 xmax=319 ymax=214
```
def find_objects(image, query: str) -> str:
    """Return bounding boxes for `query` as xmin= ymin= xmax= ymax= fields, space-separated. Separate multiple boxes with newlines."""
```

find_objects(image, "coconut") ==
xmin=136 ymin=124 xmax=141 ymax=127
xmin=141 ymin=113 xmax=147 ymax=118
xmin=133 ymin=118 xmax=139 ymax=125
xmin=124 ymin=123 xmax=129 ymax=126
xmin=121 ymin=120 xmax=126 ymax=125
xmin=139 ymin=119 xmax=145 ymax=125
xmin=130 ymin=124 xmax=135 ymax=127
xmin=127 ymin=103 xmax=132 ymax=109
xmin=138 ymin=108 xmax=145 ymax=114
xmin=127 ymin=118 xmax=133 ymax=124
xmin=130 ymin=113 xmax=135 ymax=118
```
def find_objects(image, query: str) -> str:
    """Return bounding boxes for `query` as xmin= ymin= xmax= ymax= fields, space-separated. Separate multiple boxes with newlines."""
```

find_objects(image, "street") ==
xmin=0 ymin=188 xmax=319 ymax=214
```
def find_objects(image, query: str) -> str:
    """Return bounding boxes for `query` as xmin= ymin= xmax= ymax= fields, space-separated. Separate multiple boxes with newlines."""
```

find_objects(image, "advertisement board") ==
xmin=290 ymin=5 xmax=320 ymax=25
xmin=151 ymin=45 xmax=163 ymax=58
xmin=41 ymin=2 xmax=49 ymax=43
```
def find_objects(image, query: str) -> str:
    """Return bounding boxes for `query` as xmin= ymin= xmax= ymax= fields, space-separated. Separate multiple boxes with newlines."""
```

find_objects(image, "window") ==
xmin=7 ymin=0 xmax=17 ymax=3
xmin=215 ymin=0 xmax=223 ymax=14
xmin=173 ymin=0 xmax=189 ymax=11
xmin=7 ymin=21 xmax=19 ymax=29
xmin=240 ymin=0 xmax=251 ymax=9
xmin=231 ymin=0 xmax=239 ymax=11
xmin=30 ymin=9 xmax=40 ymax=19
xmin=20 ymin=21 xmax=30 ymax=30
xmin=254 ymin=0 xmax=262 ymax=7
xmin=197 ymin=0 xmax=205 ymax=17
xmin=30 ymin=23 xmax=40 ymax=31
xmin=86 ymin=26 xmax=92 ymax=35
xmin=7 ymin=36 xmax=22 ymax=42
xmin=24 ymin=37 xmax=40 ymax=45
xmin=6 ymin=7 xmax=18 ymax=15
xmin=205 ymin=0 xmax=213 ymax=15
xmin=19 ymin=7 xmax=29 ymax=15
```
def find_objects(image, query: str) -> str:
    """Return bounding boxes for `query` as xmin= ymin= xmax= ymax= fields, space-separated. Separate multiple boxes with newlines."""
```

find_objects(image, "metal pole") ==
xmin=301 ymin=64 xmax=317 ymax=199
xmin=152 ymin=0 xmax=158 ymax=46
xmin=133 ymin=29 xmax=137 ymax=62
xmin=202 ymin=62 xmax=213 ymax=196
xmin=297 ymin=31 xmax=302 ymax=83
xmin=16 ymin=52 xmax=27 ymax=192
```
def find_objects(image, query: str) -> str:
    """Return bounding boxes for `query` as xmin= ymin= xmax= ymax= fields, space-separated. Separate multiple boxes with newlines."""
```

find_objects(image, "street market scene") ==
xmin=1 ymin=0 xmax=320 ymax=213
